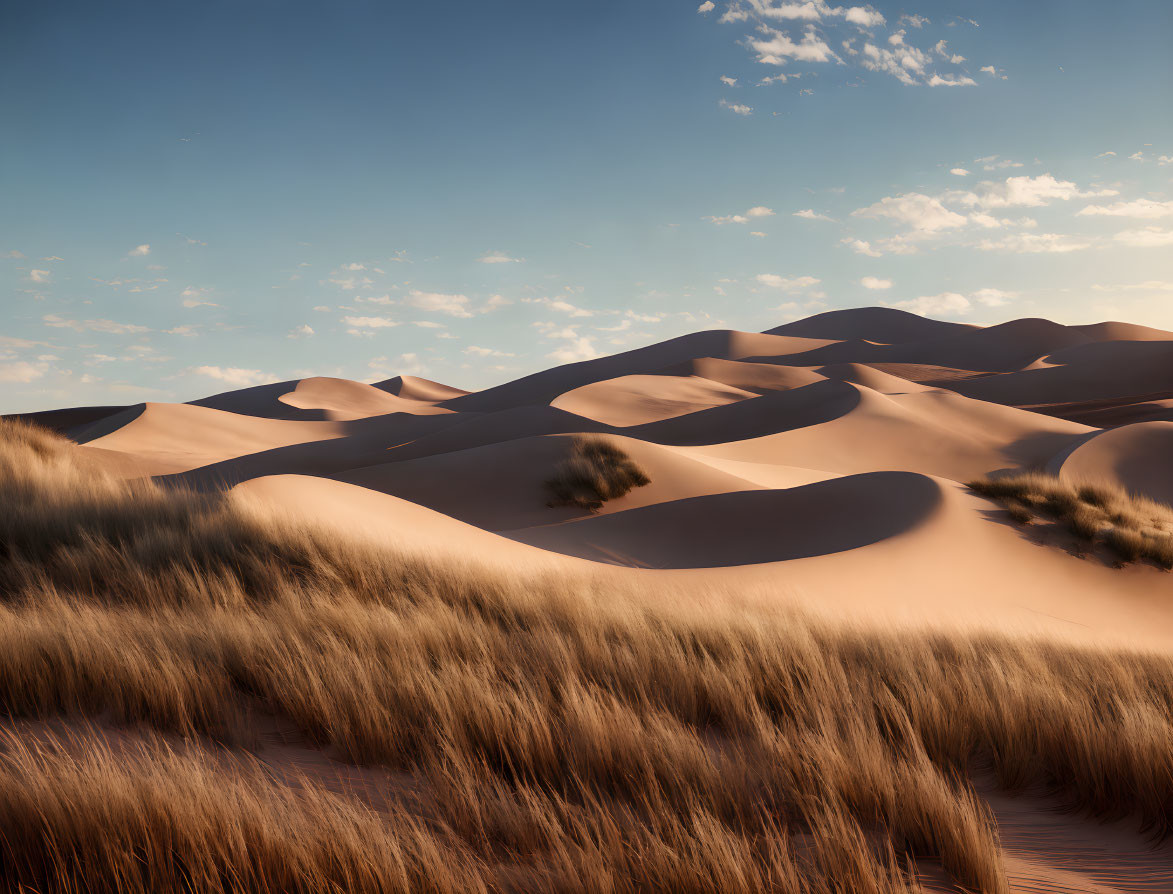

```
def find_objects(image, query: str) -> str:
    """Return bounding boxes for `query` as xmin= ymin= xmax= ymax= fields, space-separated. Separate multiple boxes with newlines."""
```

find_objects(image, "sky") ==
xmin=2 ymin=0 xmax=1171 ymax=412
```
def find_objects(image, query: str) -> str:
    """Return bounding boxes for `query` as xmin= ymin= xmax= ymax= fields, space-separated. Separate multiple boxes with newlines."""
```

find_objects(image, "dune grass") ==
xmin=544 ymin=436 xmax=650 ymax=511
xmin=4 ymin=419 xmax=1173 ymax=891
xmin=968 ymin=471 xmax=1173 ymax=569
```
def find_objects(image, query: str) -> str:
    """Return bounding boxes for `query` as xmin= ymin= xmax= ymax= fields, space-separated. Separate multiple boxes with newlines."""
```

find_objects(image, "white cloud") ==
xmin=408 ymin=289 xmax=473 ymax=318
xmin=750 ymin=231 xmax=767 ymax=237
xmin=852 ymin=192 xmax=968 ymax=233
xmin=42 ymin=314 xmax=149 ymax=334
xmin=480 ymin=294 xmax=512 ymax=313
xmin=1114 ymin=227 xmax=1173 ymax=248
xmin=329 ymin=274 xmax=375 ymax=291
xmin=707 ymin=205 xmax=774 ymax=224
xmin=843 ymin=238 xmax=882 ymax=257
xmin=956 ymin=174 xmax=1117 ymax=209
xmin=477 ymin=251 xmax=523 ymax=264
xmin=28 ymin=269 xmax=50 ymax=283
xmin=181 ymin=286 xmax=218 ymax=308
xmin=3 ymin=250 xmax=25 ymax=259
xmin=719 ymin=99 xmax=753 ymax=115
xmin=950 ymin=168 xmax=971 ymax=176
xmin=756 ymin=273 xmax=821 ymax=290
xmin=1091 ymin=280 xmax=1173 ymax=292
xmin=889 ymin=293 xmax=971 ymax=316
xmin=548 ymin=337 xmax=599 ymax=364
xmin=1129 ymin=151 xmax=1145 ymax=162
xmin=971 ymin=288 xmax=1015 ymax=307
xmin=860 ymin=276 xmax=892 ymax=290
xmin=1077 ymin=199 xmax=1173 ymax=219
xmin=844 ymin=7 xmax=885 ymax=27
xmin=1096 ymin=151 xmax=1117 ymax=159
xmin=288 ymin=324 xmax=315 ymax=338
xmin=720 ymin=75 xmax=738 ymax=86
xmin=697 ymin=0 xmax=715 ymax=11
xmin=0 ymin=361 xmax=46 ymax=383
xmin=706 ymin=4 xmax=983 ymax=89
xmin=524 ymin=296 xmax=594 ymax=317
xmin=465 ymin=345 xmax=515 ymax=358
xmin=927 ymin=74 xmax=977 ymax=87
xmin=794 ymin=208 xmax=835 ymax=222
xmin=191 ymin=366 xmax=269 ymax=388
xmin=750 ymin=26 xmax=839 ymax=65
xmin=343 ymin=315 xmax=399 ymax=332
xmin=977 ymin=232 xmax=1091 ymax=253
xmin=128 ymin=244 xmax=150 ymax=257
xmin=979 ymin=65 xmax=996 ymax=76
xmin=165 ymin=325 xmax=199 ymax=337
xmin=1158 ymin=155 xmax=1173 ymax=166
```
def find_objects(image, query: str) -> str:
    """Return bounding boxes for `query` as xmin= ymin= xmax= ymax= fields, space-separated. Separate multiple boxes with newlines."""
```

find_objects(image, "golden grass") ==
xmin=968 ymin=471 xmax=1173 ymax=569
xmin=544 ymin=436 xmax=651 ymax=511
xmin=3 ymin=418 xmax=1173 ymax=891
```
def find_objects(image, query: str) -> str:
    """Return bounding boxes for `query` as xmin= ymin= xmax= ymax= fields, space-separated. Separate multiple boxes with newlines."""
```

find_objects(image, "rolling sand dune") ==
xmin=1052 ymin=421 xmax=1173 ymax=505
xmin=550 ymin=374 xmax=758 ymax=426
xmin=372 ymin=374 xmax=470 ymax=402
xmin=9 ymin=305 xmax=1173 ymax=892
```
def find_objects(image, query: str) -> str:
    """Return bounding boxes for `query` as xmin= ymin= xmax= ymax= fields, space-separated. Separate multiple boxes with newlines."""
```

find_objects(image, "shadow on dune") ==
xmin=69 ymin=403 xmax=148 ymax=444
xmin=503 ymin=471 xmax=943 ymax=568
xmin=627 ymin=379 xmax=861 ymax=446
xmin=153 ymin=411 xmax=471 ymax=491
xmin=4 ymin=405 xmax=133 ymax=439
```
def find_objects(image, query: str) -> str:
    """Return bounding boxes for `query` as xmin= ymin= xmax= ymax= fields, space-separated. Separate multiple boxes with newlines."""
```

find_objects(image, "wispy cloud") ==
xmin=191 ymin=366 xmax=270 ymax=388
xmin=1114 ymin=227 xmax=1173 ymax=248
xmin=43 ymin=314 xmax=149 ymax=334
xmin=128 ymin=244 xmax=150 ymax=257
xmin=408 ymin=289 xmax=473 ymax=318
xmin=477 ymin=251 xmax=523 ymax=264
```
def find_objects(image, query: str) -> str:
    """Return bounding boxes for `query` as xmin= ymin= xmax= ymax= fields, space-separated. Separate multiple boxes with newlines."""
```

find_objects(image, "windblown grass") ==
xmin=969 ymin=471 xmax=1173 ymax=569
xmin=3 ymin=418 xmax=1173 ymax=891
xmin=544 ymin=436 xmax=650 ymax=511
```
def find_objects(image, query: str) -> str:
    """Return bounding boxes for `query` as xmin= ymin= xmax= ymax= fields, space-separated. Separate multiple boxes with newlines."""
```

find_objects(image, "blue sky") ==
xmin=3 ymin=0 xmax=1171 ymax=411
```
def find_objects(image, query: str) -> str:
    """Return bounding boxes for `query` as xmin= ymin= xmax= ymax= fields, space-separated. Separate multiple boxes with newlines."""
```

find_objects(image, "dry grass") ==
xmin=4 ymin=418 xmax=1173 ymax=891
xmin=544 ymin=436 xmax=650 ymax=511
xmin=968 ymin=471 xmax=1173 ymax=569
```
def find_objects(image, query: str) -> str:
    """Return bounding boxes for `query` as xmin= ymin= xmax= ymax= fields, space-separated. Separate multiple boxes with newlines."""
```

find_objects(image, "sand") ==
xmin=13 ymin=305 xmax=1173 ymax=891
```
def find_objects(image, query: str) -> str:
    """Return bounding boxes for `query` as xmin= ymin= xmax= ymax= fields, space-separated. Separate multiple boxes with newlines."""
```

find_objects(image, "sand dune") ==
xmin=14 ymin=305 xmax=1170 ymax=613
xmin=1052 ymin=421 xmax=1173 ymax=505
xmin=372 ymin=374 xmax=470 ymax=402
xmin=550 ymin=374 xmax=758 ymax=426
xmin=505 ymin=471 xmax=944 ymax=568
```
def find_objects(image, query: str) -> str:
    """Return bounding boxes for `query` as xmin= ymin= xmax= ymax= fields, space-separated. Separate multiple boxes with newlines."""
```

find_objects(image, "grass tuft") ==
xmin=544 ymin=436 xmax=651 ymax=512
xmin=969 ymin=471 xmax=1173 ymax=569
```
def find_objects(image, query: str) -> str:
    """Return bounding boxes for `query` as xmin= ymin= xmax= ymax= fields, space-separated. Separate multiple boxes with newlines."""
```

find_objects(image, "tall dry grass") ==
xmin=2 ymin=418 xmax=1173 ymax=891
xmin=969 ymin=471 xmax=1173 ymax=568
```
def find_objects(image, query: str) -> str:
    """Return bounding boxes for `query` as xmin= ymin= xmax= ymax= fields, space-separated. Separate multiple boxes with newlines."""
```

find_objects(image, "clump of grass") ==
xmin=544 ymin=436 xmax=650 ymax=511
xmin=1004 ymin=500 xmax=1034 ymax=525
xmin=969 ymin=471 xmax=1173 ymax=569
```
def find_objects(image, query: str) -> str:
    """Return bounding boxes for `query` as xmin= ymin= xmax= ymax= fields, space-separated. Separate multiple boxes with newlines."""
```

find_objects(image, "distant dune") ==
xmin=7 ymin=305 xmax=1173 ymax=893
xmin=12 ymin=305 xmax=1172 ymax=643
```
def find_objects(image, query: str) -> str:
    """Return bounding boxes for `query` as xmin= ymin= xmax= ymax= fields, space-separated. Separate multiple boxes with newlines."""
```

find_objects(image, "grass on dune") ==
xmin=969 ymin=471 xmax=1173 ymax=569
xmin=544 ymin=436 xmax=650 ymax=512
xmin=3 ymin=417 xmax=1173 ymax=891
